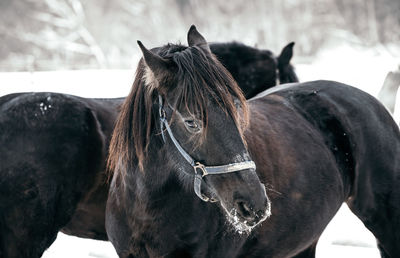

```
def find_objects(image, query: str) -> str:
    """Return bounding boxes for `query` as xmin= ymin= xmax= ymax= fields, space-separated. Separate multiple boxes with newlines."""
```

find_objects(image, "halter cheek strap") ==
xmin=158 ymin=95 xmax=256 ymax=202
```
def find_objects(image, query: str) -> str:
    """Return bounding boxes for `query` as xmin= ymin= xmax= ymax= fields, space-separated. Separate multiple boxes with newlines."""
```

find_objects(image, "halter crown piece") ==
xmin=158 ymin=95 xmax=256 ymax=202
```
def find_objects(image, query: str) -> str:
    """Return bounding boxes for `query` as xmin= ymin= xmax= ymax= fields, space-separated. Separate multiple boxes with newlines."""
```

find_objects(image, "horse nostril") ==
xmin=236 ymin=201 xmax=253 ymax=219
xmin=255 ymin=199 xmax=271 ymax=221
xmin=256 ymin=209 xmax=265 ymax=219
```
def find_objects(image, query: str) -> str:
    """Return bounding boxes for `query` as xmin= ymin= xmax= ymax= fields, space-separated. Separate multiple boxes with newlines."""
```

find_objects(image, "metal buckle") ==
xmin=159 ymin=107 xmax=166 ymax=121
xmin=193 ymin=162 xmax=208 ymax=177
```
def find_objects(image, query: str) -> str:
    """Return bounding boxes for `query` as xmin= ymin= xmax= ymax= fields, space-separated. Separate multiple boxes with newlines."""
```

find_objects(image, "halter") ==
xmin=158 ymin=95 xmax=256 ymax=202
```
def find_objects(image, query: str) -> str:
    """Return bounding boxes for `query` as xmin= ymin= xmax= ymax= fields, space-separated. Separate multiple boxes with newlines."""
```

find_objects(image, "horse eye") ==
xmin=185 ymin=119 xmax=199 ymax=129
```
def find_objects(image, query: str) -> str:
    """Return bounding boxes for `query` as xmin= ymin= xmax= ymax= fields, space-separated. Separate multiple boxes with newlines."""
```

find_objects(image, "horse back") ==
xmin=258 ymin=80 xmax=400 ymax=191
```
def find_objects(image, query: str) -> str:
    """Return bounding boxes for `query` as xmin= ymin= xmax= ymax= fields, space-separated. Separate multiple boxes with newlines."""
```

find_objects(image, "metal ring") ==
xmin=193 ymin=162 xmax=208 ymax=177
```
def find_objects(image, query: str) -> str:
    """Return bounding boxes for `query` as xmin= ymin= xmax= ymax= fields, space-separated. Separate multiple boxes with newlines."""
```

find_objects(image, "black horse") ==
xmin=210 ymin=41 xmax=298 ymax=98
xmin=0 ymin=40 xmax=298 ymax=257
xmin=106 ymin=26 xmax=400 ymax=258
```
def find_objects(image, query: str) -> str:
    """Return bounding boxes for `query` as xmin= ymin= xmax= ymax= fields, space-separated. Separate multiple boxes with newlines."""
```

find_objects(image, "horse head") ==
xmin=109 ymin=25 xmax=271 ymax=233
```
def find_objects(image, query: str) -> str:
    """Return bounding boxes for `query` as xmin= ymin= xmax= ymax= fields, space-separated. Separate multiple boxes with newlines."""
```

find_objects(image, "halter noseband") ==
xmin=158 ymin=95 xmax=256 ymax=202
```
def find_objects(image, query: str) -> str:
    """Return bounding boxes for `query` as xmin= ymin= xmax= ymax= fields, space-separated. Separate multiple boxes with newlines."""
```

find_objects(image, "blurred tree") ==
xmin=0 ymin=0 xmax=398 ymax=71
xmin=374 ymin=0 xmax=400 ymax=44
xmin=0 ymin=0 xmax=106 ymax=70
xmin=335 ymin=0 xmax=400 ymax=46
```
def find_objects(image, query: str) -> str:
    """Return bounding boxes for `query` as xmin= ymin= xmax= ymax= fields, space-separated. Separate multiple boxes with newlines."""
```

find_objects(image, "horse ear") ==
xmin=277 ymin=42 xmax=295 ymax=67
xmin=137 ymin=40 xmax=169 ymax=77
xmin=187 ymin=25 xmax=211 ymax=52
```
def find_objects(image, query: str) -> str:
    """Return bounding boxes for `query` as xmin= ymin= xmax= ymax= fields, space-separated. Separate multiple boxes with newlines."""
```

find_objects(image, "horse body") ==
xmin=106 ymin=26 xmax=400 ymax=258
xmin=108 ymin=79 xmax=400 ymax=258
xmin=0 ymin=93 xmax=121 ymax=257
xmin=237 ymin=85 xmax=346 ymax=257
xmin=237 ymin=80 xmax=400 ymax=257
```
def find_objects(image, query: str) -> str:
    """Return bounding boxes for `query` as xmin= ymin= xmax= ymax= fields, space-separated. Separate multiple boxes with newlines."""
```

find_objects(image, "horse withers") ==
xmin=106 ymin=26 xmax=400 ymax=257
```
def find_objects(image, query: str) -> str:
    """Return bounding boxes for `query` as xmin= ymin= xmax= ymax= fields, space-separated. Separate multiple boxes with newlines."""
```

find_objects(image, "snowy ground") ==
xmin=1 ymin=44 xmax=398 ymax=257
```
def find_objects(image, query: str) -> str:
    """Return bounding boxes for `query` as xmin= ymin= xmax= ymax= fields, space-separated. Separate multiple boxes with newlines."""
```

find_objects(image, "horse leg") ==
xmin=0 ymin=172 xmax=61 ymax=258
xmin=346 ymin=174 xmax=400 ymax=257
xmin=347 ymin=198 xmax=400 ymax=257
xmin=378 ymin=242 xmax=391 ymax=258
xmin=0 ymin=206 xmax=58 ymax=258
xmin=291 ymin=240 xmax=318 ymax=258
xmin=0 ymin=230 xmax=57 ymax=258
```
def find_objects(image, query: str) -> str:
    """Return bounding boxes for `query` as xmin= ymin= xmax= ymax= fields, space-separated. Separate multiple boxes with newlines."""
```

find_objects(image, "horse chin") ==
xmin=220 ymin=202 xmax=272 ymax=235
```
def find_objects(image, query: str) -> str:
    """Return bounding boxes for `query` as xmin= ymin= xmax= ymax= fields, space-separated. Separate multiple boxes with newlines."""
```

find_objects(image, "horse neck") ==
xmin=143 ymin=143 xmax=197 ymax=203
xmin=132 ymin=177 xmax=246 ymax=255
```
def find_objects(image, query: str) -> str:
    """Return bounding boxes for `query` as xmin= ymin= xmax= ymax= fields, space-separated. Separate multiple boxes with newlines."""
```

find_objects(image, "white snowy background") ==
xmin=1 ymin=0 xmax=399 ymax=257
